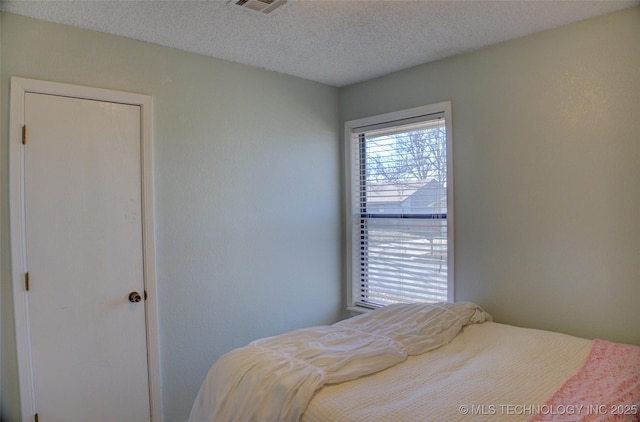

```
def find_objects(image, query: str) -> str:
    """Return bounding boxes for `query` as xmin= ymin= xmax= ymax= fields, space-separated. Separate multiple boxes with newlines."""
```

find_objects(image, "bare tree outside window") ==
xmin=364 ymin=122 xmax=447 ymax=216
xmin=368 ymin=125 xmax=447 ymax=191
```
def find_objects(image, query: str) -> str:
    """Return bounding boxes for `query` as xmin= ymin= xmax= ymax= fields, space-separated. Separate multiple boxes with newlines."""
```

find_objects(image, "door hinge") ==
xmin=22 ymin=125 xmax=27 ymax=145
xmin=25 ymin=272 xmax=30 ymax=291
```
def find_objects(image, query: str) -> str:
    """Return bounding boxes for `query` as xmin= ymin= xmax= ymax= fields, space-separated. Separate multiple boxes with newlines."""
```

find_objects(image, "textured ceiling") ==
xmin=1 ymin=0 xmax=638 ymax=87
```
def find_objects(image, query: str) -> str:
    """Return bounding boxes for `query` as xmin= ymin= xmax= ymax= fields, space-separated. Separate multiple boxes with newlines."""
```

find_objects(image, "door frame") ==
xmin=9 ymin=77 xmax=162 ymax=422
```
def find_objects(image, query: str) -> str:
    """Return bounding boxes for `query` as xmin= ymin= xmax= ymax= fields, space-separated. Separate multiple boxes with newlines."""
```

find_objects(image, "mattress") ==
xmin=302 ymin=321 xmax=592 ymax=421
xmin=190 ymin=303 xmax=640 ymax=422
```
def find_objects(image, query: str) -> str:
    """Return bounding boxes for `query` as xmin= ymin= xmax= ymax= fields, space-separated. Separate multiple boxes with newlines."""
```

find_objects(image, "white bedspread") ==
xmin=302 ymin=322 xmax=593 ymax=422
xmin=189 ymin=302 xmax=491 ymax=422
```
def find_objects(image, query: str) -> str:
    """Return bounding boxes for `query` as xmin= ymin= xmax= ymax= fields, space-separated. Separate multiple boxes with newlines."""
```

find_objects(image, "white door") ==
xmin=22 ymin=92 xmax=151 ymax=421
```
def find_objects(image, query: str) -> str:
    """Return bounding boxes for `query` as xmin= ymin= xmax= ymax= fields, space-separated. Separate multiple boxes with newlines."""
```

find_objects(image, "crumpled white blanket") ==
xmin=189 ymin=302 xmax=492 ymax=422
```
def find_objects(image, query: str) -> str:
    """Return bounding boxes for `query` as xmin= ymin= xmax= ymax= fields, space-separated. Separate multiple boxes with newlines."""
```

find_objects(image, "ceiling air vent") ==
xmin=229 ymin=0 xmax=289 ymax=15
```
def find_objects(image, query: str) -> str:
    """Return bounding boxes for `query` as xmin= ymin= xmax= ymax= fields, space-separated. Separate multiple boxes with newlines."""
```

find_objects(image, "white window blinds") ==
xmin=348 ymin=106 xmax=452 ymax=308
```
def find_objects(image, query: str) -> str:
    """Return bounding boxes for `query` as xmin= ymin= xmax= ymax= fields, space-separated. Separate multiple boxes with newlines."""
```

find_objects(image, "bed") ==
xmin=189 ymin=302 xmax=640 ymax=422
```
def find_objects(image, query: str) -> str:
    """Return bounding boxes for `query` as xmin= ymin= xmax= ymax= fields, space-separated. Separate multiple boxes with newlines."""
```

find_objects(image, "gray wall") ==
xmin=0 ymin=13 xmax=342 ymax=422
xmin=342 ymin=7 xmax=640 ymax=345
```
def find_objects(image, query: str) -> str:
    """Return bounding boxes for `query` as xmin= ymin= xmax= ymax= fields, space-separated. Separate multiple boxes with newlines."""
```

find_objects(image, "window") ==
xmin=345 ymin=102 xmax=453 ymax=310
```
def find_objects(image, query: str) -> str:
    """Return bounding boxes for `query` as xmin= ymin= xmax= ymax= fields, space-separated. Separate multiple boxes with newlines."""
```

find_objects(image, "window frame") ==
xmin=344 ymin=102 xmax=454 ymax=311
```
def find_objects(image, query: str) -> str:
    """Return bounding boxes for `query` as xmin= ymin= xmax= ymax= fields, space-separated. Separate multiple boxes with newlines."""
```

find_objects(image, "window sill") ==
xmin=346 ymin=304 xmax=378 ymax=316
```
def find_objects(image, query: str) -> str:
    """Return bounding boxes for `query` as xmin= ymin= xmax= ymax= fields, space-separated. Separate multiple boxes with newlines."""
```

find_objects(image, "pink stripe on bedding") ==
xmin=529 ymin=339 xmax=640 ymax=422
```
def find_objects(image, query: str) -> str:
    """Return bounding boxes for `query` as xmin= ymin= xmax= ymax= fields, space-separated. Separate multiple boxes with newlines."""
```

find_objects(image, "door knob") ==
xmin=129 ymin=292 xmax=142 ymax=303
